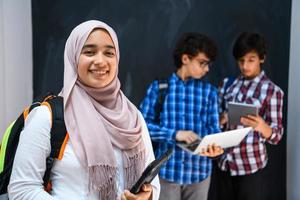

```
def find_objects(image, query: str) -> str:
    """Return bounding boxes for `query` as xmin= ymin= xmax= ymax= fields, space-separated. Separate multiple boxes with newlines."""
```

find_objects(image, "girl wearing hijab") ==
xmin=8 ymin=20 xmax=160 ymax=200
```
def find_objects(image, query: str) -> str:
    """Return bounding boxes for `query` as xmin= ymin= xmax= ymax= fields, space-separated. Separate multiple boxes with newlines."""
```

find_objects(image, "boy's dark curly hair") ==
xmin=233 ymin=32 xmax=266 ymax=60
xmin=173 ymin=33 xmax=218 ymax=69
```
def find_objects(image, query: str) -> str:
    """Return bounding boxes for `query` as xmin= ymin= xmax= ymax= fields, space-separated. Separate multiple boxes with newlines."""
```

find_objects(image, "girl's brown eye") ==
xmin=83 ymin=50 xmax=95 ymax=56
xmin=105 ymin=51 xmax=115 ymax=57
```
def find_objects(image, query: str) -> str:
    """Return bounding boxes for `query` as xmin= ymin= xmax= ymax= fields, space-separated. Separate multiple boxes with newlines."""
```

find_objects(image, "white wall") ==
xmin=0 ymin=0 xmax=4 ymax=138
xmin=287 ymin=0 xmax=300 ymax=199
xmin=0 ymin=0 xmax=32 ymax=139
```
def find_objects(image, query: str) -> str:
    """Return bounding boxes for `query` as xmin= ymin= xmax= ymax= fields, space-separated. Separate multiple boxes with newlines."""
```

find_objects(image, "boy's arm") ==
xmin=200 ymin=87 xmax=223 ymax=158
xmin=264 ymin=87 xmax=284 ymax=144
xmin=139 ymin=81 xmax=176 ymax=143
xmin=240 ymin=86 xmax=284 ymax=144
xmin=208 ymin=87 xmax=221 ymax=134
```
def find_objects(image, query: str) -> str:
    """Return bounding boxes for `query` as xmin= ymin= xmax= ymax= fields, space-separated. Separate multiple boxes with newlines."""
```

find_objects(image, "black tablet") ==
xmin=130 ymin=148 xmax=173 ymax=194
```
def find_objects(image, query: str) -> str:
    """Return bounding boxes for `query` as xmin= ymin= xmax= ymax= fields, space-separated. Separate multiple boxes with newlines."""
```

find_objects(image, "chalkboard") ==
xmin=32 ymin=0 xmax=291 ymax=199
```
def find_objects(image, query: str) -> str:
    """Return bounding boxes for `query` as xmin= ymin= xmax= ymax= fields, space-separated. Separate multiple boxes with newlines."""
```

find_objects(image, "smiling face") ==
xmin=237 ymin=51 xmax=264 ymax=79
xmin=77 ymin=28 xmax=117 ymax=88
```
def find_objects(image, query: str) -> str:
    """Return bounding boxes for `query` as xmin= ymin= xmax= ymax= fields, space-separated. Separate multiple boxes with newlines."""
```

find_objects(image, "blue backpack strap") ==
xmin=224 ymin=76 xmax=235 ymax=92
xmin=153 ymin=78 xmax=169 ymax=124
xmin=221 ymin=76 xmax=236 ymax=112
xmin=151 ymin=78 xmax=169 ymax=152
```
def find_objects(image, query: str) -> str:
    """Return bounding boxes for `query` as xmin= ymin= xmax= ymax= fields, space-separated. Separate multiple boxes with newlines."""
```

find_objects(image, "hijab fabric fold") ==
xmin=61 ymin=20 xmax=145 ymax=199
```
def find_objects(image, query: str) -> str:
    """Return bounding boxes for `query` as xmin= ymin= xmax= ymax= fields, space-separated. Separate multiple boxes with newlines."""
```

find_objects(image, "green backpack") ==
xmin=0 ymin=94 xmax=68 ymax=199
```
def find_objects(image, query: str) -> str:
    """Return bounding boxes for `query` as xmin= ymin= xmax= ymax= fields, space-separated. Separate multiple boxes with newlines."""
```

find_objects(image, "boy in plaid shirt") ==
xmin=140 ymin=32 xmax=224 ymax=200
xmin=215 ymin=32 xmax=284 ymax=200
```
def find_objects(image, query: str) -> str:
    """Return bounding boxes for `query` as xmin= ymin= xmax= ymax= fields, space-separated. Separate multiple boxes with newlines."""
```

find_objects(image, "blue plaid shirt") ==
xmin=140 ymin=73 xmax=220 ymax=184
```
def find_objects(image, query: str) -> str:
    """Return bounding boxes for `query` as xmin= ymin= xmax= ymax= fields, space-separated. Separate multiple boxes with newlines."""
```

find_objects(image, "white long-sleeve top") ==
xmin=8 ymin=105 xmax=160 ymax=200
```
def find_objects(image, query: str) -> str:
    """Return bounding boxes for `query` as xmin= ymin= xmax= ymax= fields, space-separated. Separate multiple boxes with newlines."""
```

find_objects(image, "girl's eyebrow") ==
xmin=82 ymin=44 xmax=115 ymax=49
xmin=82 ymin=44 xmax=97 ymax=49
xmin=105 ymin=45 xmax=115 ymax=50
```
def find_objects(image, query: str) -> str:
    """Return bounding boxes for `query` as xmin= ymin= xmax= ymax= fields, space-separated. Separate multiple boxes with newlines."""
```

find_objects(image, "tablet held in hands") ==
xmin=130 ymin=149 xmax=173 ymax=194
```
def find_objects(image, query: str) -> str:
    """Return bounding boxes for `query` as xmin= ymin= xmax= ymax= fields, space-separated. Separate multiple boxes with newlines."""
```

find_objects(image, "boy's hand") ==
xmin=240 ymin=115 xmax=272 ymax=139
xmin=199 ymin=144 xmax=224 ymax=157
xmin=120 ymin=184 xmax=152 ymax=200
xmin=176 ymin=130 xmax=199 ymax=144
xmin=219 ymin=112 xmax=228 ymax=125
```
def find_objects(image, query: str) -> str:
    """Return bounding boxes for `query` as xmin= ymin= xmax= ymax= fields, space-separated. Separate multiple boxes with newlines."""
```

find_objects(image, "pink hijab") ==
xmin=61 ymin=20 xmax=145 ymax=199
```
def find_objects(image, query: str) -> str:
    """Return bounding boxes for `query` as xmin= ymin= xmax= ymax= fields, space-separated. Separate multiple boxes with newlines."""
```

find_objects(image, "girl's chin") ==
xmin=91 ymin=78 xmax=114 ymax=88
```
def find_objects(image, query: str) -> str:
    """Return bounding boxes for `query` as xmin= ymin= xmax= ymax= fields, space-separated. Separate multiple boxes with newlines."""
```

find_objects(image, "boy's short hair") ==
xmin=233 ymin=32 xmax=266 ymax=60
xmin=173 ymin=32 xmax=218 ymax=69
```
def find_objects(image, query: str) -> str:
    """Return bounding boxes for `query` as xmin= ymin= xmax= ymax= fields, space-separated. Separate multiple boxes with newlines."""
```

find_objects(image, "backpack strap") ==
xmin=0 ymin=100 xmax=44 ymax=194
xmin=41 ymin=96 xmax=68 ymax=189
xmin=0 ymin=94 xmax=67 ymax=195
xmin=0 ymin=113 xmax=26 ymax=194
xmin=153 ymin=79 xmax=169 ymax=124
xmin=221 ymin=76 xmax=236 ymax=111
xmin=224 ymin=77 xmax=235 ymax=92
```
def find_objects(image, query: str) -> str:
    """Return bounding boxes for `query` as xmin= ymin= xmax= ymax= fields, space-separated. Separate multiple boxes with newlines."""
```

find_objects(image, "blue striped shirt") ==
xmin=140 ymin=73 xmax=220 ymax=184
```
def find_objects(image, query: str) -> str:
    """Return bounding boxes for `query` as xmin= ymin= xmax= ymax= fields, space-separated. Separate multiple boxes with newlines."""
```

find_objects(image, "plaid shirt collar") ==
xmin=172 ymin=71 xmax=206 ymax=85
xmin=238 ymin=70 xmax=266 ymax=84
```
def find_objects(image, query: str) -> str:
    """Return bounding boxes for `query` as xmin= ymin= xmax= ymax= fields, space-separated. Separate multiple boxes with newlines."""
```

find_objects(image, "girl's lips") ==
xmin=89 ymin=70 xmax=109 ymax=79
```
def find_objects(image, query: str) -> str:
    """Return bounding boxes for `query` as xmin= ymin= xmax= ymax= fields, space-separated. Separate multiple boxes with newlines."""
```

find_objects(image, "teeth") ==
xmin=91 ymin=70 xmax=107 ymax=75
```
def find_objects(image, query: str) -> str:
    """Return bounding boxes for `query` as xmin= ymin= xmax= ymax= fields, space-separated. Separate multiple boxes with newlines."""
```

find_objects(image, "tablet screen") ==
xmin=176 ymin=139 xmax=201 ymax=153
xmin=228 ymin=102 xmax=258 ymax=126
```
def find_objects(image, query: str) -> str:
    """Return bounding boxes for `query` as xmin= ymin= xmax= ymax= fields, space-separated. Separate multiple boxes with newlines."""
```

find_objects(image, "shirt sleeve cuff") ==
xmin=166 ymin=129 xmax=177 ymax=143
xmin=266 ymin=128 xmax=283 ymax=145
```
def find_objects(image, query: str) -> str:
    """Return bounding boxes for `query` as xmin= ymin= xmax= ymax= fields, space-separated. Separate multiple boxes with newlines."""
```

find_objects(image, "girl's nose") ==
xmin=94 ymin=53 xmax=104 ymax=65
